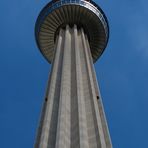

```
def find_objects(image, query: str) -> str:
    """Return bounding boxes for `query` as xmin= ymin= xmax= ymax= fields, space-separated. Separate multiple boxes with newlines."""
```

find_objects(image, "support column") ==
xmin=55 ymin=25 xmax=71 ymax=148
xmin=74 ymin=25 xmax=89 ymax=148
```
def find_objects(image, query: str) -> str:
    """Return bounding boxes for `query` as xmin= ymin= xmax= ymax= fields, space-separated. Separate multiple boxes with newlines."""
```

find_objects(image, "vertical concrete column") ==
xmin=81 ymin=29 xmax=107 ymax=148
xmin=55 ymin=25 xmax=71 ymax=148
xmin=74 ymin=25 xmax=89 ymax=148
xmin=37 ymin=29 xmax=64 ymax=148
xmin=85 ymin=35 xmax=112 ymax=148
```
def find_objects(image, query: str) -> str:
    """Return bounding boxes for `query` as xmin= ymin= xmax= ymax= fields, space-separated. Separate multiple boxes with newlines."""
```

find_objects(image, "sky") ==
xmin=0 ymin=0 xmax=148 ymax=147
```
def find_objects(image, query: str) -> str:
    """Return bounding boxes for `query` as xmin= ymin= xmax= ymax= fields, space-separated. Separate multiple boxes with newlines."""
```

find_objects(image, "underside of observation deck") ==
xmin=35 ymin=0 xmax=109 ymax=63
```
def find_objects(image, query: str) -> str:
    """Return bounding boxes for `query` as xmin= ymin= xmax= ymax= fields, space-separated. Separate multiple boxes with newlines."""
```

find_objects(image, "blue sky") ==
xmin=0 ymin=0 xmax=148 ymax=147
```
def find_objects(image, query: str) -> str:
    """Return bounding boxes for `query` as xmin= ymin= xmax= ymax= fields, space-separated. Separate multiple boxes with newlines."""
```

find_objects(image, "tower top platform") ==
xmin=35 ymin=0 xmax=109 ymax=63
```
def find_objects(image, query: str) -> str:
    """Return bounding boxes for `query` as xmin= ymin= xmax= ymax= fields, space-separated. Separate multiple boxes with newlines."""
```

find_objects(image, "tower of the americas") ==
xmin=35 ymin=0 xmax=112 ymax=147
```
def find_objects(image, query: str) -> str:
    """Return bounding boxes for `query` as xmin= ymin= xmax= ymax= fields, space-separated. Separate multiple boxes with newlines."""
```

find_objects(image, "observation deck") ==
xmin=35 ymin=0 xmax=109 ymax=63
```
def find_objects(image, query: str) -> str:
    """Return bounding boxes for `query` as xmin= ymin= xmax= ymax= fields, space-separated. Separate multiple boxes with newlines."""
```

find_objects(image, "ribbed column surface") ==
xmin=35 ymin=25 xmax=112 ymax=148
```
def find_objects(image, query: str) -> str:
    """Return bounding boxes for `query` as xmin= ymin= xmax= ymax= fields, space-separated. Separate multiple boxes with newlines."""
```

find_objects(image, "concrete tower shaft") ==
xmin=35 ymin=25 xmax=112 ymax=148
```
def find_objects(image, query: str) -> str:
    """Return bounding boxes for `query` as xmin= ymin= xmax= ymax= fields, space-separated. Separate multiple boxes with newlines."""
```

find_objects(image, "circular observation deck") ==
xmin=35 ymin=0 xmax=109 ymax=63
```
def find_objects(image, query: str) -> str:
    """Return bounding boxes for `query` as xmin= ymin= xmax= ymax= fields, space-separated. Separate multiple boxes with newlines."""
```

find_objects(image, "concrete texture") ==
xmin=34 ymin=25 xmax=112 ymax=148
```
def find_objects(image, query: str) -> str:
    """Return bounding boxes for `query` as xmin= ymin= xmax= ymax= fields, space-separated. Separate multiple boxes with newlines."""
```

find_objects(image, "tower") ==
xmin=35 ymin=0 xmax=112 ymax=148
